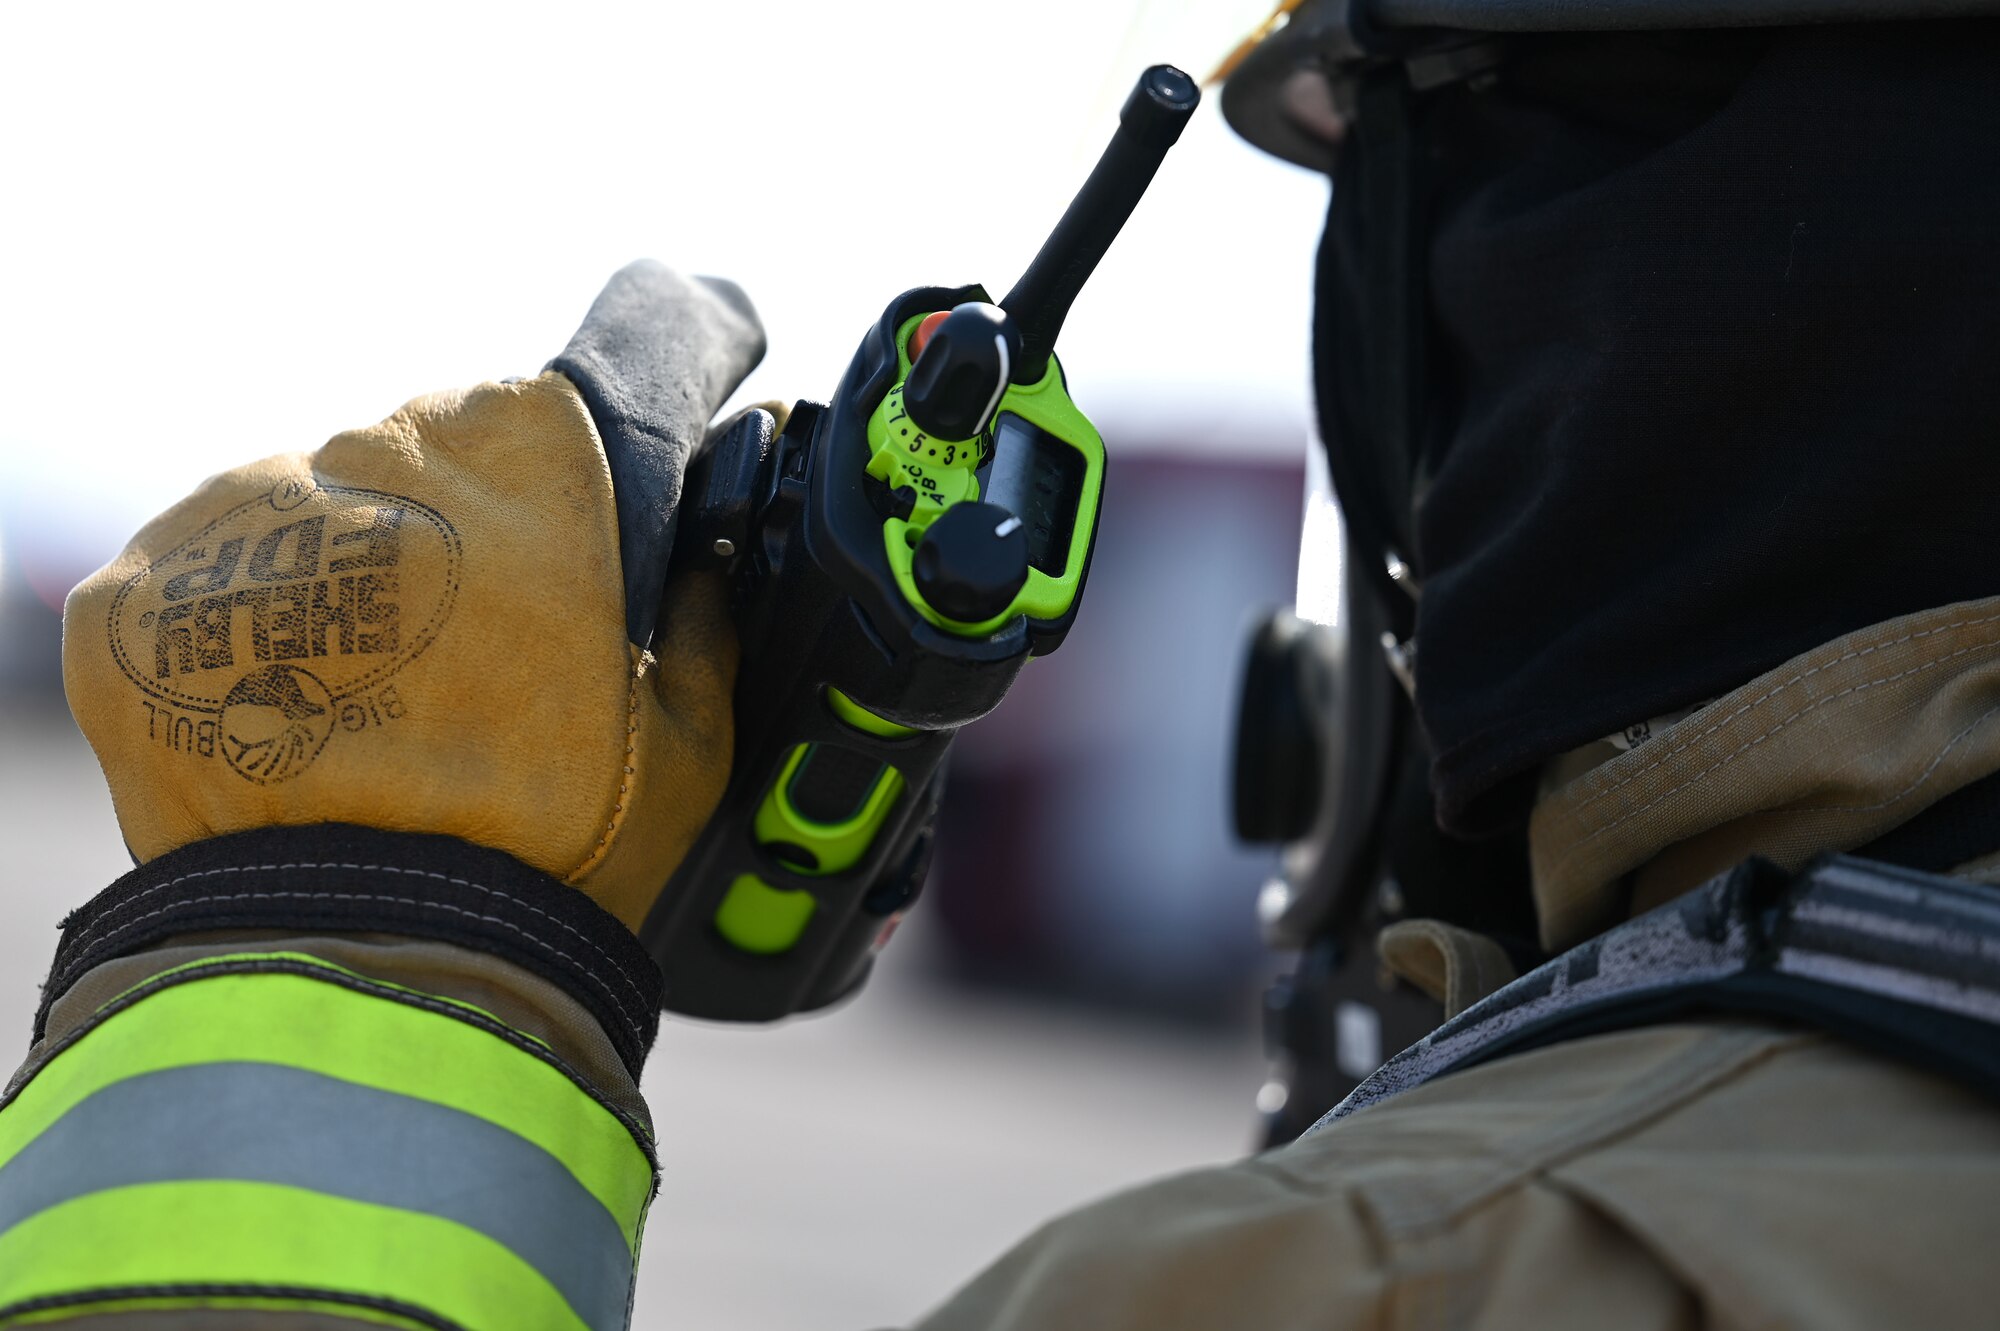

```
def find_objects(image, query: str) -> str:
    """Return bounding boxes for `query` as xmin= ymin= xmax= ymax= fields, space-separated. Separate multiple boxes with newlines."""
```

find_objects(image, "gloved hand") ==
xmin=62 ymin=262 xmax=763 ymax=934
xmin=1 ymin=264 xmax=766 ymax=1331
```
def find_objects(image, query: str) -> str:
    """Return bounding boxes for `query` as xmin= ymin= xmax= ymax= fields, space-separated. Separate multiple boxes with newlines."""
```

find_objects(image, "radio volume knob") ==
xmin=912 ymin=502 xmax=1030 ymax=625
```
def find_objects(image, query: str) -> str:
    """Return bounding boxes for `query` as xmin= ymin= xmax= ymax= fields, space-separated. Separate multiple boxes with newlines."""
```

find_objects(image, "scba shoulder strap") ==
xmin=1318 ymin=853 xmax=2000 ymax=1128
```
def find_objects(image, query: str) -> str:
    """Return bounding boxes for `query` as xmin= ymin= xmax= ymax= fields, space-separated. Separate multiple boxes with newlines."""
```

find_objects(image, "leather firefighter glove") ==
xmin=61 ymin=262 xmax=761 ymax=936
xmin=0 ymin=265 xmax=768 ymax=1331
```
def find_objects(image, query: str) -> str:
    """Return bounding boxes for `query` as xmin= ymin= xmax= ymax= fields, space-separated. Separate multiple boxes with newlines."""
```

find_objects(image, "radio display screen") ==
xmin=985 ymin=412 xmax=1086 ymax=577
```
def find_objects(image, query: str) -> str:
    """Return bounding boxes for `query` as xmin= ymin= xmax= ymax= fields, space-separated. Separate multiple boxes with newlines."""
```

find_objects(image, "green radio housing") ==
xmin=641 ymin=285 xmax=1106 ymax=1021
xmin=637 ymin=64 xmax=1197 ymax=1022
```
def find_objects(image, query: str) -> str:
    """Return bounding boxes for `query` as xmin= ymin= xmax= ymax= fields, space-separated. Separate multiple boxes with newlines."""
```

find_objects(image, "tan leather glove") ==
xmin=62 ymin=262 xmax=764 ymax=933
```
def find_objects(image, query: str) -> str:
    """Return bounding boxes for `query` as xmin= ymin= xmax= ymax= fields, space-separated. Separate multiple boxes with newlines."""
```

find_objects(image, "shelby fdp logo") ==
xmin=107 ymin=479 xmax=461 ymax=783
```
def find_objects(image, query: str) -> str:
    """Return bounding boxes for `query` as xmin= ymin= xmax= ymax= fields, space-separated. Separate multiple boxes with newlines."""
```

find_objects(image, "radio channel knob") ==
xmin=912 ymin=501 xmax=1030 ymax=625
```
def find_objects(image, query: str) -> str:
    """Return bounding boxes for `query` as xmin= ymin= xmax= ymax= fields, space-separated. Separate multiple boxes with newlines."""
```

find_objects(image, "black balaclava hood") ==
xmin=1315 ymin=21 xmax=2000 ymax=836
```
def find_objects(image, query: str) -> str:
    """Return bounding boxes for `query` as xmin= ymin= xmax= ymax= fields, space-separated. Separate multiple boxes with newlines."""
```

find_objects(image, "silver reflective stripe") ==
xmin=0 ymin=1062 xmax=632 ymax=1331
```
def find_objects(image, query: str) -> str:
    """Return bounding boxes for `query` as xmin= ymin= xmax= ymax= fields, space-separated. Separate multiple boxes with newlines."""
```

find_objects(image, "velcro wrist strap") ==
xmin=43 ymin=825 xmax=664 ymax=1077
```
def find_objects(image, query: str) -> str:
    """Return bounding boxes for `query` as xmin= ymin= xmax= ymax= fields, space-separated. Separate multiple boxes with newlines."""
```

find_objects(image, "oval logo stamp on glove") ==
xmin=107 ymin=480 xmax=461 ymax=783
xmin=218 ymin=663 xmax=336 ymax=782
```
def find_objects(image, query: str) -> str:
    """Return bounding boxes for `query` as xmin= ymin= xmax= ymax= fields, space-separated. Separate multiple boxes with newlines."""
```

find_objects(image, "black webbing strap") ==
xmin=1321 ymin=855 xmax=2000 ymax=1127
xmin=41 ymin=824 xmax=664 ymax=1078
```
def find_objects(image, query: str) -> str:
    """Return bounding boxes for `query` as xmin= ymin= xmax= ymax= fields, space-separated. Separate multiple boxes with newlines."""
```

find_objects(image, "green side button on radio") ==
xmin=714 ymin=874 xmax=816 ymax=955
xmin=717 ymin=743 xmax=907 ymax=956
xmin=753 ymin=742 xmax=905 ymax=877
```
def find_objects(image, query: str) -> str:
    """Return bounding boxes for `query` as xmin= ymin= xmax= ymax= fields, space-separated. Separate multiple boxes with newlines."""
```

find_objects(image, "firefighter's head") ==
xmin=1216 ymin=3 xmax=2000 ymax=953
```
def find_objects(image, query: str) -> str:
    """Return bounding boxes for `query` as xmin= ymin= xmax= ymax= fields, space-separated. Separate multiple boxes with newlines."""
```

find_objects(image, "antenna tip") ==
xmin=1122 ymin=65 xmax=1201 ymax=143
xmin=1144 ymin=65 xmax=1200 ymax=108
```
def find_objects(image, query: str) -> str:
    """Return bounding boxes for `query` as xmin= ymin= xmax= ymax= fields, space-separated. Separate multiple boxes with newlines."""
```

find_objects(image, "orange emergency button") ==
xmin=908 ymin=310 xmax=951 ymax=361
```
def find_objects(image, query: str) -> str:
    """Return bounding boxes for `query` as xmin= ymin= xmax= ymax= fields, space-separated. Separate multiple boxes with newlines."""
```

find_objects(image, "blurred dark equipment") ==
xmin=1225 ymin=0 xmax=2000 ymax=1146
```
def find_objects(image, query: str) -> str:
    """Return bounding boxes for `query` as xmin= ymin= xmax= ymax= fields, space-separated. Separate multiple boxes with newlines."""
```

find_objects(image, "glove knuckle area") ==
xmin=63 ymin=373 xmax=647 ymax=887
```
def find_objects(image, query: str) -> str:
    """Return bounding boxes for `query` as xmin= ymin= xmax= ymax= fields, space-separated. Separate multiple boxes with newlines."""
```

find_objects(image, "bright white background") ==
xmin=0 ymin=4 xmax=1328 ymax=1326
xmin=0 ymin=0 xmax=1326 ymax=581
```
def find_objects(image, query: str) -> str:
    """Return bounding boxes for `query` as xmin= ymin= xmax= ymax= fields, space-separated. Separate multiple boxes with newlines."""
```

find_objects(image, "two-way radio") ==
xmin=641 ymin=66 xmax=1199 ymax=1020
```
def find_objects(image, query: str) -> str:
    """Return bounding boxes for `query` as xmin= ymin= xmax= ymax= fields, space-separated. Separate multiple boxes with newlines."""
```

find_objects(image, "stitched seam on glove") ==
xmin=566 ymin=668 xmax=643 ymax=884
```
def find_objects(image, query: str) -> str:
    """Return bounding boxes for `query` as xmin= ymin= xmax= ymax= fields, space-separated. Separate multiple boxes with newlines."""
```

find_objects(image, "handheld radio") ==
xmin=641 ymin=66 xmax=1200 ymax=1021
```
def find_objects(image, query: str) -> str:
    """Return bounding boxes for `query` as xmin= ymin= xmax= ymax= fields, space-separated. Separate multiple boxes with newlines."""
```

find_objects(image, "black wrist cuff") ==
xmin=42 ymin=824 xmax=664 ymax=1078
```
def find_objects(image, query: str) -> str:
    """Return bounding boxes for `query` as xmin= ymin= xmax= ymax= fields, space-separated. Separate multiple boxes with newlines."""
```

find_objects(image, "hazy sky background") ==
xmin=0 ymin=15 xmax=1326 ymax=1322
xmin=0 ymin=0 xmax=1326 ymax=592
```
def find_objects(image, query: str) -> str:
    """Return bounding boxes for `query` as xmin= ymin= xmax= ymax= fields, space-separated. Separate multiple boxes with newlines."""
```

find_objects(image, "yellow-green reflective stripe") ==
xmin=0 ymin=1063 xmax=631 ymax=1331
xmin=0 ymin=1181 xmax=588 ymax=1331
xmin=0 ymin=967 xmax=649 ymax=1248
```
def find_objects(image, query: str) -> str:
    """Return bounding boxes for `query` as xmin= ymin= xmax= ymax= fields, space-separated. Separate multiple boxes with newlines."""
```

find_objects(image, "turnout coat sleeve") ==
xmin=0 ymin=934 xmax=656 ymax=1331
xmin=905 ymin=1021 xmax=2000 ymax=1331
